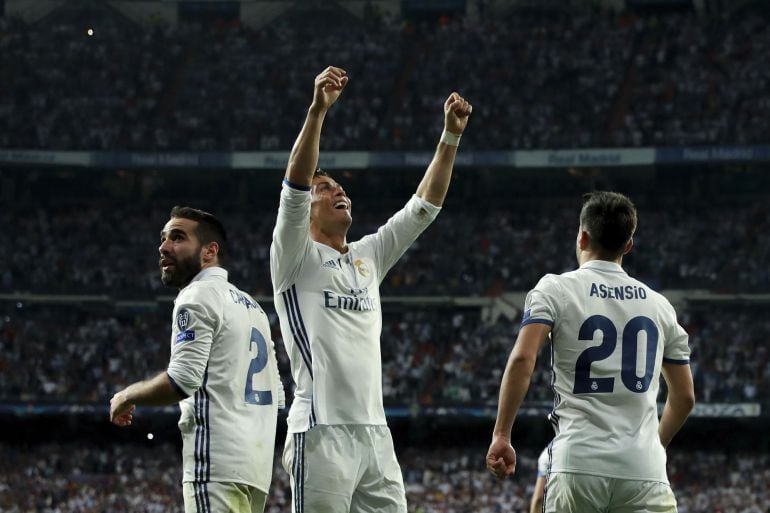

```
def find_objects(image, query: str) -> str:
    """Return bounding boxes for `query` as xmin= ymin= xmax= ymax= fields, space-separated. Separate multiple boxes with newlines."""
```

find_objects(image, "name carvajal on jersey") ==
xmin=589 ymin=283 xmax=648 ymax=300
xmin=229 ymin=289 xmax=263 ymax=311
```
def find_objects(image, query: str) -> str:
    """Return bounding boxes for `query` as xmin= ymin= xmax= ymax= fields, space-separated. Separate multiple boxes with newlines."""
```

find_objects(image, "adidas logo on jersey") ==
xmin=321 ymin=259 xmax=340 ymax=270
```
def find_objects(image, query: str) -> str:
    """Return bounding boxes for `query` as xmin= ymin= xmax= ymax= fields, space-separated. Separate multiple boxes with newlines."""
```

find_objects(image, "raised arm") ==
xmin=285 ymin=66 xmax=348 ymax=187
xmin=415 ymin=92 xmax=472 ymax=206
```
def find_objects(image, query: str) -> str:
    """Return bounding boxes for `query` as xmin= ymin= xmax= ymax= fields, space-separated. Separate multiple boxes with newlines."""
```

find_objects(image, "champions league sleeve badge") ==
xmin=177 ymin=309 xmax=191 ymax=331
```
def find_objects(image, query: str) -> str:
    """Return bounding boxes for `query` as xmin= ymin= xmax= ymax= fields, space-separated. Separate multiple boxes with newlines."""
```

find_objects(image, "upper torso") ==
xmin=523 ymin=260 xmax=690 ymax=482
xmin=271 ymin=182 xmax=439 ymax=433
xmin=167 ymin=267 xmax=282 ymax=490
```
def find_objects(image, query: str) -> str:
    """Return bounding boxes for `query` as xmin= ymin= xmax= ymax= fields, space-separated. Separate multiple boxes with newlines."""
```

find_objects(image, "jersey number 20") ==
xmin=245 ymin=327 xmax=273 ymax=405
xmin=573 ymin=315 xmax=658 ymax=394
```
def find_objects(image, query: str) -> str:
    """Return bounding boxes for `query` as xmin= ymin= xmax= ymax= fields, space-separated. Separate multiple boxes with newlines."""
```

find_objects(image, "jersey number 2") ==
xmin=573 ymin=315 xmax=658 ymax=394
xmin=245 ymin=327 xmax=273 ymax=405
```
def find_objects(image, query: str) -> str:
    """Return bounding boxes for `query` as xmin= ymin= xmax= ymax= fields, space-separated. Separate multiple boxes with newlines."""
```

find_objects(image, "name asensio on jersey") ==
xmin=589 ymin=283 xmax=648 ymax=300
xmin=323 ymin=290 xmax=379 ymax=312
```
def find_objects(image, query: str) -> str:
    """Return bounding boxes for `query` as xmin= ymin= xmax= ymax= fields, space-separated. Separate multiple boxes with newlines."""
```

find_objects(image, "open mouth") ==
xmin=160 ymin=259 xmax=176 ymax=271
xmin=334 ymin=200 xmax=349 ymax=210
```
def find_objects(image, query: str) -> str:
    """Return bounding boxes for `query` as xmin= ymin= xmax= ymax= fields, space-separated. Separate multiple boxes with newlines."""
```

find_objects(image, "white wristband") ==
xmin=440 ymin=130 xmax=461 ymax=147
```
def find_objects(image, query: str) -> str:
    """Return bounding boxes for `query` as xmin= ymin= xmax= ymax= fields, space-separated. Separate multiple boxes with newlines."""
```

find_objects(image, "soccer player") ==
xmin=530 ymin=445 xmax=549 ymax=513
xmin=486 ymin=192 xmax=695 ymax=512
xmin=270 ymin=66 xmax=471 ymax=513
xmin=110 ymin=206 xmax=284 ymax=513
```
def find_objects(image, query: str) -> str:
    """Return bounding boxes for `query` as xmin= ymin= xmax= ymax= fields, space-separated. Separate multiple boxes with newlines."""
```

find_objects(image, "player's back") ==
xmin=528 ymin=260 xmax=689 ymax=482
xmin=174 ymin=271 xmax=281 ymax=492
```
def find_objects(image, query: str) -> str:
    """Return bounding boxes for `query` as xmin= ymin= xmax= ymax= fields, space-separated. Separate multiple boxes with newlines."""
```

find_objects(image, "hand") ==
xmin=311 ymin=66 xmax=349 ymax=114
xmin=486 ymin=435 xmax=516 ymax=480
xmin=110 ymin=390 xmax=136 ymax=427
xmin=444 ymin=92 xmax=472 ymax=135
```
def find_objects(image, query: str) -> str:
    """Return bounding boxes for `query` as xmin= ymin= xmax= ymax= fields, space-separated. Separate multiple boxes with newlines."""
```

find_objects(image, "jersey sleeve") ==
xmin=662 ymin=302 xmax=690 ymax=364
xmin=521 ymin=274 xmax=561 ymax=328
xmin=356 ymin=194 xmax=440 ymax=280
xmin=271 ymin=181 xmax=314 ymax=294
xmin=166 ymin=284 xmax=222 ymax=397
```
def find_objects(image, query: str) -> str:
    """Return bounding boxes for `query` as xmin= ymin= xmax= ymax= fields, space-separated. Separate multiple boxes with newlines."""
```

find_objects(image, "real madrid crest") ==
xmin=354 ymin=259 xmax=370 ymax=278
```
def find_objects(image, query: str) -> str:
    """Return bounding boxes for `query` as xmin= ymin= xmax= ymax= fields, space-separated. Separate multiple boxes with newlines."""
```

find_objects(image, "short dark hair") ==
xmin=314 ymin=168 xmax=329 ymax=179
xmin=170 ymin=206 xmax=227 ymax=261
xmin=579 ymin=191 xmax=637 ymax=259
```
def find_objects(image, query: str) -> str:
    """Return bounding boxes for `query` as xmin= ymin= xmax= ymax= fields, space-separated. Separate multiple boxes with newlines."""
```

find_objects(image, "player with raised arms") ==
xmin=271 ymin=66 xmax=471 ymax=513
xmin=487 ymin=192 xmax=695 ymax=512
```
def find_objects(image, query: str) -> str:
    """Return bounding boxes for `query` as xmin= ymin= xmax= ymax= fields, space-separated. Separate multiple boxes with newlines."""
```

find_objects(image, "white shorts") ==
xmin=545 ymin=472 xmax=677 ymax=513
xmin=183 ymin=481 xmax=267 ymax=513
xmin=282 ymin=424 xmax=407 ymax=513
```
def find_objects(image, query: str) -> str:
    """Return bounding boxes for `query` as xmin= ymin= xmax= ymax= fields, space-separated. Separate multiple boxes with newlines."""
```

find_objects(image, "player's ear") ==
xmin=622 ymin=238 xmax=633 ymax=256
xmin=578 ymin=229 xmax=591 ymax=251
xmin=202 ymin=241 xmax=219 ymax=264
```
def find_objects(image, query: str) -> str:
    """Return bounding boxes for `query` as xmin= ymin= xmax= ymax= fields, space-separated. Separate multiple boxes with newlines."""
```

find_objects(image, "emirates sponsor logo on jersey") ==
xmin=323 ymin=290 xmax=378 ymax=312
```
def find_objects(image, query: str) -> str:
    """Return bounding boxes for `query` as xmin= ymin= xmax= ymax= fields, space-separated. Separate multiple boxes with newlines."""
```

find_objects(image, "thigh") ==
xmin=183 ymin=481 xmax=261 ymax=513
xmin=610 ymin=480 xmax=677 ymax=513
xmin=284 ymin=427 xmax=359 ymax=513
xmin=350 ymin=426 xmax=407 ymax=513
xmin=544 ymin=473 xmax=609 ymax=513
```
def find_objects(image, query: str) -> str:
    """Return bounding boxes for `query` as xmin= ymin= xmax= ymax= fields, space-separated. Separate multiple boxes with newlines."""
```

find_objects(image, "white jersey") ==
xmin=537 ymin=446 xmax=550 ymax=478
xmin=166 ymin=267 xmax=284 ymax=492
xmin=271 ymin=181 xmax=440 ymax=433
xmin=523 ymin=260 xmax=690 ymax=483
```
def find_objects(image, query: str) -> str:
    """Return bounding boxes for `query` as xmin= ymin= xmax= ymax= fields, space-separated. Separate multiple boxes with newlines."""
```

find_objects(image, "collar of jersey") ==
xmin=190 ymin=266 xmax=228 ymax=284
xmin=579 ymin=260 xmax=626 ymax=274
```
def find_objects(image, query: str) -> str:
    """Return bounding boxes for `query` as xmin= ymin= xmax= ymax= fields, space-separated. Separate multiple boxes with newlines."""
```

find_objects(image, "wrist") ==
xmin=440 ymin=129 xmax=461 ymax=147
xmin=308 ymin=104 xmax=327 ymax=117
xmin=492 ymin=431 xmax=511 ymax=441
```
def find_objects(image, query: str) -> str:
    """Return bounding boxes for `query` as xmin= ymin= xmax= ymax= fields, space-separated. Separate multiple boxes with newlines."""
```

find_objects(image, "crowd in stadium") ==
xmin=1 ymin=301 xmax=766 ymax=408
xmin=2 ymin=4 xmax=770 ymax=152
xmin=2 ymin=442 xmax=768 ymax=513
xmin=2 ymin=2 xmax=769 ymax=511
xmin=2 ymin=197 xmax=769 ymax=299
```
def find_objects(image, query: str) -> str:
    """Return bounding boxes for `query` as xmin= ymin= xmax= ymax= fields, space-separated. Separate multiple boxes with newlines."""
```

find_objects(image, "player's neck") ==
xmin=311 ymin=229 xmax=349 ymax=254
xmin=579 ymin=253 xmax=623 ymax=267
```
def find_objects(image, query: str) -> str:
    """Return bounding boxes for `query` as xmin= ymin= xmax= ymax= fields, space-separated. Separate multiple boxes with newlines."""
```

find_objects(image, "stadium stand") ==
xmin=2 ymin=3 xmax=770 ymax=151
xmin=1 ymin=300 xmax=767 ymax=408
xmin=2 ymin=1 xmax=769 ymax=511
xmin=1 ymin=442 xmax=768 ymax=513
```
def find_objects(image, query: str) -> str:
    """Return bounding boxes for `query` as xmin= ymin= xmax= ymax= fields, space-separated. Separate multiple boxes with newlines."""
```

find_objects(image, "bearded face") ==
xmin=160 ymin=246 xmax=202 ymax=288
xmin=158 ymin=217 xmax=204 ymax=289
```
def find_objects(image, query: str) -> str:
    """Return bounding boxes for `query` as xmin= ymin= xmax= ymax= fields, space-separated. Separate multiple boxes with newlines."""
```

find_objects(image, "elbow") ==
xmin=672 ymin=389 xmax=695 ymax=414
xmin=510 ymin=354 xmax=537 ymax=378
xmin=167 ymin=364 xmax=204 ymax=397
xmin=683 ymin=392 xmax=695 ymax=413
